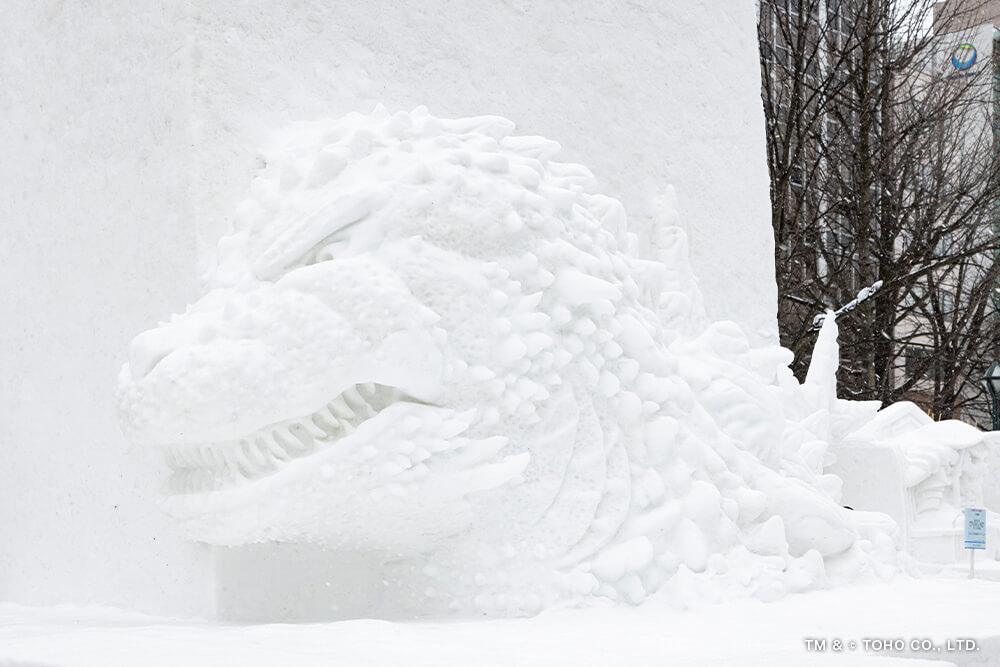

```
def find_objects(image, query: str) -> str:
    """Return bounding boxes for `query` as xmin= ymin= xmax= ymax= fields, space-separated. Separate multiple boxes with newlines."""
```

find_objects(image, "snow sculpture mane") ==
xmin=117 ymin=107 xmax=898 ymax=616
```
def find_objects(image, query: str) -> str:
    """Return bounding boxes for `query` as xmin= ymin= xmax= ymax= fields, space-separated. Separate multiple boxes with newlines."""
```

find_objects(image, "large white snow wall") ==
xmin=0 ymin=3 xmax=216 ymax=616
xmin=0 ymin=0 xmax=774 ymax=616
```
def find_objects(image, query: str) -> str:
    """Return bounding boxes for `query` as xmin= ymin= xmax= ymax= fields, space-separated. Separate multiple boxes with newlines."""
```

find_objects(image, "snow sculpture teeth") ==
xmin=247 ymin=437 xmax=273 ymax=466
xmin=312 ymin=409 xmax=341 ymax=434
xmin=257 ymin=434 xmax=290 ymax=462
xmin=233 ymin=442 xmax=257 ymax=476
xmin=300 ymin=420 xmax=328 ymax=440
xmin=153 ymin=383 xmax=408 ymax=493
xmin=328 ymin=396 xmax=355 ymax=420
xmin=272 ymin=428 xmax=302 ymax=455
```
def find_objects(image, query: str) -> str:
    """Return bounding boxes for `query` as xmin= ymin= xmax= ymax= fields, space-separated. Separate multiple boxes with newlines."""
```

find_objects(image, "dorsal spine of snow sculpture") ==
xmin=118 ymin=106 xmax=898 ymax=616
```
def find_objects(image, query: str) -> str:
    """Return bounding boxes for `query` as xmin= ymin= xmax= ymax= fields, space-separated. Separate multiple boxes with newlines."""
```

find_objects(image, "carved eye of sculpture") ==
xmin=315 ymin=239 xmax=351 ymax=263
xmin=287 ymin=219 xmax=365 ymax=271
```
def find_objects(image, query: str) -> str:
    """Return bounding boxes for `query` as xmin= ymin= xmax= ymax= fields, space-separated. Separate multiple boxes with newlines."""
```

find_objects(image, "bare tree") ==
xmin=759 ymin=0 xmax=1000 ymax=421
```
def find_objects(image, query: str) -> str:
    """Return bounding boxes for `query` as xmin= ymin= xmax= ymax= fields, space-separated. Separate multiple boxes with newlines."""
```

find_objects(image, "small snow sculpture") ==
xmin=118 ymin=107 xmax=897 ymax=616
xmin=831 ymin=401 xmax=1000 ymax=562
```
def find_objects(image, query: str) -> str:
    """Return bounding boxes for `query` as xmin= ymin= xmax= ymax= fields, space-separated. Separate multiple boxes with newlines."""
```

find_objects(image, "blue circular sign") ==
xmin=951 ymin=43 xmax=977 ymax=70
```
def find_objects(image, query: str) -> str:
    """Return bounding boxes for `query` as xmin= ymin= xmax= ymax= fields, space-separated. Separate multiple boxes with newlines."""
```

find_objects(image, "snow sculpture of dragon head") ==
xmin=118 ymin=107 xmax=896 ymax=616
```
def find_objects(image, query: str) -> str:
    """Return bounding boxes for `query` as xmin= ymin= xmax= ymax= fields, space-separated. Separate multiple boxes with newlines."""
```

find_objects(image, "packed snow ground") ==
xmin=1 ymin=574 xmax=998 ymax=667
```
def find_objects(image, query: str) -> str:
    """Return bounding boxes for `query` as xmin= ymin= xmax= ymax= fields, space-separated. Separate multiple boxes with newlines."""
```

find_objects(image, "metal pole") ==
xmin=970 ymin=548 xmax=976 ymax=579
xmin=993 ymin=393 xmax=998 ymax=431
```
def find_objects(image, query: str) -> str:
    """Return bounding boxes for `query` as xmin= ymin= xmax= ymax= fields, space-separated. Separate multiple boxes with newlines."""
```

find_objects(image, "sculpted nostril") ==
xmin=128 ymin=328 xmax=177 ymax=379
xmin=128 ymin=312 xmax=209 ymax=380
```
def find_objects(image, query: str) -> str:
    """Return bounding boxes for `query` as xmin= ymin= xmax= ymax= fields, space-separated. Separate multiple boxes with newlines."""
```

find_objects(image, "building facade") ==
xmin=898 ymin=2 xmax=1000 ymax=423
xmin=759 ymin=0 xmax=1000 ymax=422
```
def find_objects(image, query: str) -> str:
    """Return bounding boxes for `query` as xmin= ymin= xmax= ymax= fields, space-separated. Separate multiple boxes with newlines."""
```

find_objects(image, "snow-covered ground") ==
xmin=2 ymin=573 xmax=997 ymax=667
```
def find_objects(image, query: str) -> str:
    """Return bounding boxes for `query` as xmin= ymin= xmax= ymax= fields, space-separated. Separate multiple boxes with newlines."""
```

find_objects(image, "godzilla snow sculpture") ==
xmin=118 ymin=107 xmax=897 ymax=616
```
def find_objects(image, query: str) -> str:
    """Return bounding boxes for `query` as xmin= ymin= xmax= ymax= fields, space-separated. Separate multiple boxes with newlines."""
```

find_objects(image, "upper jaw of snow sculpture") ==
xmin=118 ymin=106 xmax=892 ymax=615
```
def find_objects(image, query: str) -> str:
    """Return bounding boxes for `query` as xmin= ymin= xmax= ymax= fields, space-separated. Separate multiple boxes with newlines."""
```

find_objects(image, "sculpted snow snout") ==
xmin=120 ymin=257 xmax=447 ymax=446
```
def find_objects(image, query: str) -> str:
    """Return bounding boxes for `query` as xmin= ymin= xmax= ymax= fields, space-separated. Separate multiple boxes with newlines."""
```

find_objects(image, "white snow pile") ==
xmin=118 ymin=106 xmax=905 ymax=617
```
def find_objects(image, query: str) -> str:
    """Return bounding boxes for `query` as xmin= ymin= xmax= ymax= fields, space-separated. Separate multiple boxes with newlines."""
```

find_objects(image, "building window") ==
xmin=938 ymin=290 xmax=955 ymax=321
xmin=791 ymin=165 xmax=804 ymax=186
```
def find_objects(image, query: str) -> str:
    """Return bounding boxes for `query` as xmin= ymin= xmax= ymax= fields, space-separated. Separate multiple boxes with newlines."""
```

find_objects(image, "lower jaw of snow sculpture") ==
xmin=118 ymin=106 xmax=903 ymax=619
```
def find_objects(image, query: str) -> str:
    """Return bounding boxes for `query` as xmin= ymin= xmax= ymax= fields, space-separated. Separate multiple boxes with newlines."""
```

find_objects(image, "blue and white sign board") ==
xmin=965 ymin=508 xmax=986 ymax=550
